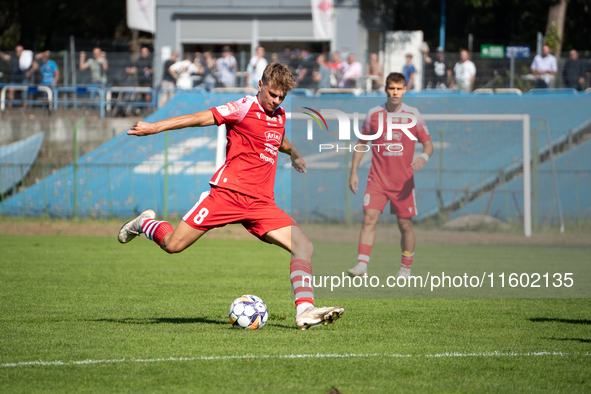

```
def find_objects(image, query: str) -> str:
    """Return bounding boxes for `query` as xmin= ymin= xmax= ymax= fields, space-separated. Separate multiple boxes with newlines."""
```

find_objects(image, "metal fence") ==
xmin=1 ymin=49 xmax=591 ymax=117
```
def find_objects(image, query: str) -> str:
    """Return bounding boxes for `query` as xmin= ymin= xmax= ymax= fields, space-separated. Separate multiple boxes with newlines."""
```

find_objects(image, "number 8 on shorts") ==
xmin=194 ymin=208 xmax=209 ymax=225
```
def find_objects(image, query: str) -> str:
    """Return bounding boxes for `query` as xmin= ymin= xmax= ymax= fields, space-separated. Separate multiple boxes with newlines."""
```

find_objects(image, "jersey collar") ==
xmin=254 ymin=94 xmax=281 ymax=116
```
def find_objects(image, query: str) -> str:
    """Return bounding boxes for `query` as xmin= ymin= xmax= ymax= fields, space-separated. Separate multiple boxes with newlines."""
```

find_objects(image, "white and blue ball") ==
xmin=229 ymin=295 xmax=269 ymax=329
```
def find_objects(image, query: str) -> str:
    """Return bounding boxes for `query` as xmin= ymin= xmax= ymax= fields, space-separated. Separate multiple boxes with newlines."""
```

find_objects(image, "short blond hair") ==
xmin=261 ymin=63 xmax=295 ymax=93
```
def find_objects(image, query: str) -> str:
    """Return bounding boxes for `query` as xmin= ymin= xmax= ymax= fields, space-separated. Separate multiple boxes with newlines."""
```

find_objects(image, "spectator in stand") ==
xmin=313 ymin=54 xmax=331 ymax=90
xmin=295 ymin=49 xmax=316 ymax=89
xmin=531 ymin=44 xmax=557 ymax=89
xmin=169 ymin=53 xmax=198 ymax=90
xmin=160 ymin=50 xmax=179 ymax=107
xmin=216 ymin=46 xmax=237 ymax=88
xmin=366 ymin=53 xmax=383 ymax=90
xmin=80 ymin=47 xmax=108 ymax=87
xmin=402 ymin=53 xmax=416 ymax=91
xmin=289 ymin=48 xmax=303 ymax=81
xmin=562 ymin=49 xmax=587 ymax=91
xmin=246 ymin=46 xmax=268 ymax=89
xmin=326 ymin=51 xmax=344 ymax=87
xmin=32 ymin=50 xmax=60 ymax=86
xmin=192 ymin=52 xmax=205 ymax=87
xmin=278 ymin=46 xmax=291 ymax=65
xmin=200 ymin=51 xmax=217 ymax=91
xmin=450 ymin=50 xmax=476 ymax=91
xmin=429 ymin=47 xmax=450 ymax=89
xmin=0 ymin=45 xmax=34 ymax=108
xmin=339 ymin=53 xmax=362 ymax=88
xmin=129 ymin=47 xmax=154 ymax=102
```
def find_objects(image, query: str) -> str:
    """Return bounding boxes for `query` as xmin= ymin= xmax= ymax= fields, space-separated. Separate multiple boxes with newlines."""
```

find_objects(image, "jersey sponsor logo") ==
xmin=386 ymin=132 xmax=403 ymax=141
xmin=259 ymin=153 xmax=275 ymax=165
xmin=216 ymin=102 xmax=239 ymax=116
xmin=265 ymin=130 xmax=282 ymax=144
xmin=256 ymin=112 xmax=261 ymax=119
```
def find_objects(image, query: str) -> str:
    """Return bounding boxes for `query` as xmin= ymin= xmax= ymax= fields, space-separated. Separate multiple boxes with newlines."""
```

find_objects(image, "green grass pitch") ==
xmin=0 ymin=233 xmax=590 ymax=393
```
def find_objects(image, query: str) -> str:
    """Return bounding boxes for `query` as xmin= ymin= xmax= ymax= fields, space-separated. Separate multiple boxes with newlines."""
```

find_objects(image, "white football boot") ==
xmin=396 ymin=267 xmax=411 ymax=278
xmin=295 ymin=306 xmax=345 ymax=330
xmin=347 ymin=263 xmax=368 ymax=277
xmin=118 ymin=209 xmax=156 ymax=244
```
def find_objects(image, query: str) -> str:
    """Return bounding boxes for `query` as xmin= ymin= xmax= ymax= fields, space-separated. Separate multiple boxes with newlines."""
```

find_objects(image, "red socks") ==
xmin=142 ymin=219 xmax=174 ymax=246
xmin=358 ymin=243 xmax=372 ymax=266
xmin=290 ymin=258 xmax=314 ymax=309
xmin=401 ymin=251 xmax=414 ymax=270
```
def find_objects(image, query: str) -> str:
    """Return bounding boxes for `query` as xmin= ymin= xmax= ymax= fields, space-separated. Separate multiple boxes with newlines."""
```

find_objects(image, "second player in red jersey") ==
xmin=348 ymin=72 xmax=434 ymax=278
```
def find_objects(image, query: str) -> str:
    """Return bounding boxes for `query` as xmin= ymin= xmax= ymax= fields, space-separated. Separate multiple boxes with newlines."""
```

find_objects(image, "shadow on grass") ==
xmin=541 ymin=337 xmax=591 ymax=344
xmin=92 ymin=317 xmax=228 ymax=325
xmin=529 ymin=318 xmax=591 ymax=325
xmin=90 ymin=317 xmax=298 ymax=330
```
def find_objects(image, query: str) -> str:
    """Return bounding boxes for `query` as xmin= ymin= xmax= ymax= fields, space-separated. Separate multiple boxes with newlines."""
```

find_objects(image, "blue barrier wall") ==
xmin=2 ymin=92 xmax=590 ymax=225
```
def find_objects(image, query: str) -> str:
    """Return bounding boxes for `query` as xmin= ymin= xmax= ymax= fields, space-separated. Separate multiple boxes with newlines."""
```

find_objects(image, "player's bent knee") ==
xmin=398 ymin=221 xmax=414 ymax=233
xmin=293 ymin=237 xmax=314 ymax=260
xmin=160 ymin=235 xmax=186 ymax=254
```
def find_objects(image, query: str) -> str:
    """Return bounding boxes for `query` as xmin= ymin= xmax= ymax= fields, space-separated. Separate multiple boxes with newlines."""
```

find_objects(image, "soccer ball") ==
xmin=229 ymin=295 xmax=269 ymax=329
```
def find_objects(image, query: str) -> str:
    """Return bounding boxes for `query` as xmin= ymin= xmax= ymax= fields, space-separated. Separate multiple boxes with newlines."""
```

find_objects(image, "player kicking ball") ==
xmin=348 ymin=72 xmax=433 ymax=279
xmin=117 ymin=63 xmax=343 ymax=330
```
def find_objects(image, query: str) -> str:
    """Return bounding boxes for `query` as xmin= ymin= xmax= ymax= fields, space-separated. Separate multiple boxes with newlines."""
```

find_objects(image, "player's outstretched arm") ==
xmin=411 ymin=139 xmax=434 ymax=171
xmin=349 ymin=140 xmax=367 ymax=194
xmin=128 ymin=110 xmax=216 ymax=137
xmin=279 ymin=136 xmax=307 ymax=173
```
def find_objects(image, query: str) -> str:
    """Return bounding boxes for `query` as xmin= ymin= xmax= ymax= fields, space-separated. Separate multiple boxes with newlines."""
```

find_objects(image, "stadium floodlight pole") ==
xmin=440 ymin=0 xmax=446 ymax=50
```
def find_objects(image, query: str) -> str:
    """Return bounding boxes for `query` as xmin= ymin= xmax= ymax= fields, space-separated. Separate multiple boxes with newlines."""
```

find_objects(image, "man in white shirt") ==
xmin=246 ymin=46 xmax=268 ymax=89
xmin=531 ymin=44 xmax=557 ymax=88
xmin=216 ymin=46 xmax=237 ymax=88
xmin=338 ymin=53 xmax=362 ymax=88
xmin=451 ymin=50 xmax=476 ymax=92
xmin=169 ymin=53 xmax=198 ymax=90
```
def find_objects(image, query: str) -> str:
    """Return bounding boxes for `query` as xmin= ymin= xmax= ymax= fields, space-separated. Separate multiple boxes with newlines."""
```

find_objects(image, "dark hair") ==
xmin=385 ymin=72 xmax=406 ymax=87
xmin=261 ymin=63 xmax=296 ymax=93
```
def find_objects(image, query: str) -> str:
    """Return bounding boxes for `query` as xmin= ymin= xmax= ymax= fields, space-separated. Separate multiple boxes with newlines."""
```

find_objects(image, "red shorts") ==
xmin=363 ymin=181 xmax=417 ymax=218
xmin=183 ymin=186 xmax=292 ymax=242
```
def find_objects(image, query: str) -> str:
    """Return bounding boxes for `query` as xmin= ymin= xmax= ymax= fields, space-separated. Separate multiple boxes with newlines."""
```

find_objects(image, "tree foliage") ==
xmin=1 ymin=0 xmax=590 ymax=52
xmin=0 ymin=0 xmax=127 ymax=51
xmin=360 ymin=0 xmax=591 ymax=51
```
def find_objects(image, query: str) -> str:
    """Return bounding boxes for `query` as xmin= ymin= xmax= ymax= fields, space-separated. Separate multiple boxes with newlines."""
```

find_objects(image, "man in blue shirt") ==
xmin=402 ymin=53 xmax=416 ymax=91
xmin=33 ymin=51 xmax=60 ymax=86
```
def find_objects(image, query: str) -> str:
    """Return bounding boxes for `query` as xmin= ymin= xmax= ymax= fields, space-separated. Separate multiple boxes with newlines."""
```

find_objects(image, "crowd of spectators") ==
xmin=1 ymin=42 xmax=590 ymax=109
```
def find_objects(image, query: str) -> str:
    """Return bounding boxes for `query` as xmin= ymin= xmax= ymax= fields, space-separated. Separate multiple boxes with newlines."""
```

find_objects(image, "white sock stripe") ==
xmin=142 ymin=219 xmax=155 ymax=232
xmin=290 ymin=277 xmax=313 ymax=288
xmin=290 ymin=270 xmax=312 ymax=280
xmin=148 ymin=222 xmax=161 ymax=240
xmin=358 ymin=254 xmax=370 ymax=262
xmin=144 ymin=220 xmax=157 ymax=234
xmin=402 ymin=253 xmax=415 ymax=258
xmin=145 ymin=221 xmax=158 ymax=239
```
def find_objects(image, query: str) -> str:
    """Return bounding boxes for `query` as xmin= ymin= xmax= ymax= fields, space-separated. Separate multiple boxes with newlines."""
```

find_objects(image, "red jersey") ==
xmin=361 ymin=102 xmax=431 ymax=191
xmin=209 ymin=95 xmax=285 ymax=200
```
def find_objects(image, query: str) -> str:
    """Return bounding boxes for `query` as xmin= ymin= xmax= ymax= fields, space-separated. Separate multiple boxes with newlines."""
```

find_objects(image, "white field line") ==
xmin=1 ymin=351 xmax=589 ymax=368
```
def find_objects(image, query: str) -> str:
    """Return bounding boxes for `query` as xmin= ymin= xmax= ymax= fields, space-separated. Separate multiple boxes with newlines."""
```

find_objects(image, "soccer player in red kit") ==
xmin=118 ymin=63 xmax=344 ymax=329
xmin=348 ymin=72 xmax=433 ymax=278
